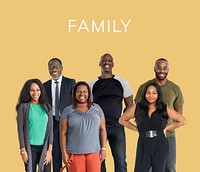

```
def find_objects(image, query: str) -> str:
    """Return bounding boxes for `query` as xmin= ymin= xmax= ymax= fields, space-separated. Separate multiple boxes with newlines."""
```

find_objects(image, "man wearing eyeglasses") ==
xmin=43 ymin=58 xmax=76 ymax=172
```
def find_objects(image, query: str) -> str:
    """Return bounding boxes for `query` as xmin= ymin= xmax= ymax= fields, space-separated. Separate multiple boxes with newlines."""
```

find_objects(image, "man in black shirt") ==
xmin=89 ymin=53 xmax=133 ymax=172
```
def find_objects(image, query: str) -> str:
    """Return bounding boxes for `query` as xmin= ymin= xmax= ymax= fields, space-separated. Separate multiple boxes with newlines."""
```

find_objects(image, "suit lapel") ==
xmin=60 ymin=77 xmax=66 ymax=104
xmin=47 ymin=81 xmax=52 ymax=106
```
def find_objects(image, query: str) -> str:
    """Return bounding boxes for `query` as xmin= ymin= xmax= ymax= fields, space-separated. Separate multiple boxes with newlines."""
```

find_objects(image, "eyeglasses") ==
xmin=49 ymin=65 xmax=61 ymax=70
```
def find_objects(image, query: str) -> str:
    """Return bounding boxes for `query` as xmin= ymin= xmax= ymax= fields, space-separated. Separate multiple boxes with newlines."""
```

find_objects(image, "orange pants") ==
xmin=68 ymin=153 xmax=100 ymax=172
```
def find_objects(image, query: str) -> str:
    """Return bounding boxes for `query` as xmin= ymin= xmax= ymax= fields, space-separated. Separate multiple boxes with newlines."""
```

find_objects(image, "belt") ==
xmin=139 ymin=130 xmax=163 ymax=138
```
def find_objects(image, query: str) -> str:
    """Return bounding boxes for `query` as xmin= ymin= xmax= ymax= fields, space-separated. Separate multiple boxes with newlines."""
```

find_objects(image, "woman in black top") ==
xmin=119 ymin=82 xmax=186 ymax=172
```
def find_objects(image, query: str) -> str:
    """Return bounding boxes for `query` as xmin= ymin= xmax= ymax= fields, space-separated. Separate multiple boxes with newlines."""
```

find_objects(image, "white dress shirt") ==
xmin=51 ymin=76 xmax=62 ymax=117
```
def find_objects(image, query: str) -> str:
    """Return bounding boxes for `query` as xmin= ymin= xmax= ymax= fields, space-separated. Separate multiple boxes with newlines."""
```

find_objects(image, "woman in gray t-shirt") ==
xmin=60 ymin=81 xmax=107 ymax=172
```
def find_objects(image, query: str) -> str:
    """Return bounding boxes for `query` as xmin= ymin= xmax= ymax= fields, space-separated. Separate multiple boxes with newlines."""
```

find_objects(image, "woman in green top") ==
xmin=16 ymin=79 xmax=53 ymax=172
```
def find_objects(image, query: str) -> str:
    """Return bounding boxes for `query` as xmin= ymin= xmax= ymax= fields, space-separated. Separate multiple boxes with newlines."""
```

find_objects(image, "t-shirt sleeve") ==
xmin=61 ymin=105 xmax=73 ymax=120
xmin=123 ymin=78 xmax=133 ymax=98
xmin=174 ymin=86 xmax=184 ymax=106
xmin=115 ymin=76 xmax=133 ymax=98
xmin=93 ymin=103 xmax=104 ymax=118
xmin=135 ymin=85 xmax=144 ymax=103
xmin=88 ymin=79 xmax=98 ymax=102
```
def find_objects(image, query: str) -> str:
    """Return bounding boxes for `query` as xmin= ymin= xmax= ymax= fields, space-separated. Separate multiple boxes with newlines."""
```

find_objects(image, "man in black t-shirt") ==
xmin=89 ymin=53 xmax=133 ymax=172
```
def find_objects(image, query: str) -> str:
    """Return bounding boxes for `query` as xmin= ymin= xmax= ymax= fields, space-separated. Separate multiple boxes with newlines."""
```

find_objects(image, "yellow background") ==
xmin=1 ymin=1 xmax=199 ymax=171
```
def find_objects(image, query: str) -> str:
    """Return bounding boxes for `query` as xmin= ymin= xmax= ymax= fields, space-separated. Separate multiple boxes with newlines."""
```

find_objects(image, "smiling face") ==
xmin=145 ymin=85 xmax=158 ymax=105
xmin=48 ymin=59 xmax=63 ymax=80
xmin=30 ymin=83 xmax=41 ymax=104
xmin=154 ymin=59 xmax=169 ymax=81
xmin=75 ymin=85 xmax=89 ymax=104
xmin=99 ymin=54 xmax=114 ymax=73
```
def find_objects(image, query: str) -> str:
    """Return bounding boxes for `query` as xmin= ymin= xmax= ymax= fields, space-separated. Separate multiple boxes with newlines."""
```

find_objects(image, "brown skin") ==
xmin=60 ymin=117 xmax=107 ymax=165
xmin=48 ymin=60 xmax=63 ymax=80
xmin=29 ymin=83 xmax=40 ymax=104
xmin=154 ymin=59 xmax=183 ymax=137
xmin=99 ymin=54 xmax=133 ymax=110
xmin=20 ymin=83 xmax=52 ymax=165
xmin=154 ymin=59 xmax=169 ymax=85
xmin=154 ymin=59 xmax=183 ymax=114
xmin=60 ymin=119 xmax=69 ymax=165
xmin=75 ymin=85 xmax=107 ymax=161
xmin=119 ymin=102 xmax=186 ymax=133
xmin=119 ymin=85 xmax=186 ymax=133
xmin=60 ymin=118 xmax=69 ymax=165
xmin=60 ymin=84 xmax=107 ymax=166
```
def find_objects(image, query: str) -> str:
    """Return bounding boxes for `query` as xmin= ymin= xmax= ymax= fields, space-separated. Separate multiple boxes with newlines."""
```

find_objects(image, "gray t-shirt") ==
xmin=61 ymin=103 xmax=104 ymax=154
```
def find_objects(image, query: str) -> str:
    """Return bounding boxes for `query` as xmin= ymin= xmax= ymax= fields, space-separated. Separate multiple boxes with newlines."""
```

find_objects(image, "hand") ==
xmin=44 ymin=149 xmax=52 ymax=165
xmin=21 ymin=150 xmax=28 ymax=164
xmin=163 ymin=129 xmax=167 ymax=137
xmin=100 ymin=150 xmax=106 ymax=162
xmin=62 ymin=152 xmax=70 ymax=166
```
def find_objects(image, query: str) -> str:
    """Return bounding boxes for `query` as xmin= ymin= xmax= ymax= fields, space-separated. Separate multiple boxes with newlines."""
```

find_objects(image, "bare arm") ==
xmin=44 ymin=144 xmax=52 ymax=165
xmin=47 ymin=144 xmax=52 ymax=151
xmin=174 ymin=104 xmax=183 ymax=114
xmin=60 ymin=118 xmax=69 ymax=164
xmin=99 ymin=117 xmax=107 ymax=162
xmin=119 ymin=104 xmax=138 ymax=132
xmin=123 ymin=95 xmax=133 ymax=112
xmin=164 ymin=106 xmax=186 ymax=131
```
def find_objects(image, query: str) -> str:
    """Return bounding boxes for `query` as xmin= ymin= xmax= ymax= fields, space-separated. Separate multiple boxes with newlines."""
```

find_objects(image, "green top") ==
xmin=28 ymin=104 xmax=48 ymax=145
xmin=135 ymin=79 xmax=184 ymax=137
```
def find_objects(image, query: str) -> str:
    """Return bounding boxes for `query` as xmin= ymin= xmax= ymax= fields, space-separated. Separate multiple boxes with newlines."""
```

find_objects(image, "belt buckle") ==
xmin=147 ymin=130 xmax=157 ymax=138
xmin=149 ymin=130 xmax=154 ymax=138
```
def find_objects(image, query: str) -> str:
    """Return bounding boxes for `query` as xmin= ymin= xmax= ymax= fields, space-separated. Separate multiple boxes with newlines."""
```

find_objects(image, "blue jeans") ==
xmin=101 ymin=124 xmax=127 ymax=172
xmin=149 ymin=137 xmax=176 ymax=172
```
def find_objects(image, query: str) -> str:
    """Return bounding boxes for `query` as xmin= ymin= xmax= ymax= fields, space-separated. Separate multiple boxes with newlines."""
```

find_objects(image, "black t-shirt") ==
xmin=89 ymin=75 xmax=132 ymax=125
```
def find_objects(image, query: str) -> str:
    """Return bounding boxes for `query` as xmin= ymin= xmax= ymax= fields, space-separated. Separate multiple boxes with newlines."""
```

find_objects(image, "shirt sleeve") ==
xmin=61 ymin=105 xmax=73 ymax=120
xmin=17 ymin=104 xmax=26 ymax=149
xmin=88 ymin=79 xmax=98 ymax=102
xmin=123 ymin=78 xmax=133 ymax=98
xmin=93 ymin=103 xmax=104 ymax=118
xmin=134 ymin=85 xmax=144 ymax=103
xmin=115 ymin=76 xmax=133 ymax=98
xmin=174 ymin=86 xmax=184 ymax=106
xmin=46 ymin=105 xmax=53 ymax=145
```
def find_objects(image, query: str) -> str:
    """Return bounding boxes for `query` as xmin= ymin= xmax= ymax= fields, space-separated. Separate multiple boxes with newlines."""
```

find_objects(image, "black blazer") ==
xmin=43 ymin=76 xmax=76 ymax=114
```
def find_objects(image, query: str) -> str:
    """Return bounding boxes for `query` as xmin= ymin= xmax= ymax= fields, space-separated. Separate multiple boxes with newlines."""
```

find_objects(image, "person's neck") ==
xmin=100 ymin=72 xmax=113 ymax=79
xmin=52 ymin=75 xmax=62 ymax=81
xmin=148 ymin=103 xmax=156 ymax=108
xmin=155 ymin=78 xmax=167 ymax=86
xmin=30 ymin=100 xmax=39 ymax=104
xmin=76 ymin=103 xmax=88 ymax=108
xmin=148 ymin=103 xmax=156 ymax=112
xmin=76 ymin=103 xmax=88 ymax=113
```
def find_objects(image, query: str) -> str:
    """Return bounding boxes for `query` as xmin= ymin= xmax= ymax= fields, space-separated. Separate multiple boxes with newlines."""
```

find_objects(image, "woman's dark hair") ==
xmin=72 ymin=81 xmax=92 ymax=108
xmin=16 ymin=78 xmax=49 ymax=111
xmin=135 ymin=82 xmax=168 ymax=127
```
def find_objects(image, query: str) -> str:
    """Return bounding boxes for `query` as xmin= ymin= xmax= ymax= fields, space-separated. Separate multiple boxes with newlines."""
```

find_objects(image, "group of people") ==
xmin=16 ymin=53 xmax=186 ymax=172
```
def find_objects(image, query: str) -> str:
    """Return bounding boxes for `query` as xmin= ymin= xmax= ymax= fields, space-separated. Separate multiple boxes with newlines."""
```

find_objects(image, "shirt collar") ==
xmin=51 ymin=75 xmax=62 ymax=83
